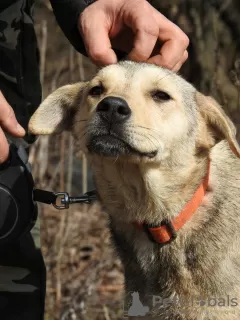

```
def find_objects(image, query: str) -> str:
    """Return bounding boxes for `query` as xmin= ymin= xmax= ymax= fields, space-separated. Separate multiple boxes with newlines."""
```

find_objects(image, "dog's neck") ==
xmin=91 ymin=153 xmax=209 ymax=225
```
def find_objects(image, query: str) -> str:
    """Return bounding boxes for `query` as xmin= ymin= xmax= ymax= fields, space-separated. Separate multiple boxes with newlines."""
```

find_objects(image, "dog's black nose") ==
xmin=96 ymin=96 xmax=131 ymax=123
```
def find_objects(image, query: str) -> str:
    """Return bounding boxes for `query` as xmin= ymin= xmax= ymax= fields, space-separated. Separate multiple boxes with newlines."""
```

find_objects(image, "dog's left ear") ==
xmin=29 ymin=82 xmax=87 ymax=135
xmin=196 ymin=92 xmax=240 ymax=158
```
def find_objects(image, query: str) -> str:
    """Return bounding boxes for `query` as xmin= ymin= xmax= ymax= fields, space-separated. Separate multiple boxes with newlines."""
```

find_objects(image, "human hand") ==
xmin=0 ymin=91 xmax=25 ymax=163
xmin=79 ymin=0 xmax=189 ymax=71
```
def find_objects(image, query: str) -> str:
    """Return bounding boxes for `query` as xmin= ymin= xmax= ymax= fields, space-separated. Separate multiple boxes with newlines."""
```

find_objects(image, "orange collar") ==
xmin=136 ymin=161 xmax=210 ymax=245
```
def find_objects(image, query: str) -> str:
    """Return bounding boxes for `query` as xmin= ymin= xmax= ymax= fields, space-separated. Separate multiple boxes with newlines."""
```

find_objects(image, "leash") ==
xmin=33 ymin=189 xmax=98 ymax=210
xmin=33 ymin=160 xmax=210 ymax=246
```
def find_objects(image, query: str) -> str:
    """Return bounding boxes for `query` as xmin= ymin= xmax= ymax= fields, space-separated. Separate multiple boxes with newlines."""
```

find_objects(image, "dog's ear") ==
xmin=28 ymin=82 xmax=87 ymax=135
xmin=196 ymin=92 xmax=240 ymax=158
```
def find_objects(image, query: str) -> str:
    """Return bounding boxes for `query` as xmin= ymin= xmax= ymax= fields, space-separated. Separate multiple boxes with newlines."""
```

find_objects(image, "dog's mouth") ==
xmin=87 ymin=134 xmax=157 ymax=159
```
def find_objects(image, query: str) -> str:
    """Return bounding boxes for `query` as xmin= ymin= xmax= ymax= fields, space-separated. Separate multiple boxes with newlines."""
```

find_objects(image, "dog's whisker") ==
xmin=135 ymin=134 xmax=158 ymax=150
xmin=127 ymin=125 xmax=161 ymax=135
xmin=125 ymin=130 xmax=159 ymax=148
xmin=134 ymin=132 xmax=159 ymax=144
xmin=127 ymin=124 xmax=152 ymax=131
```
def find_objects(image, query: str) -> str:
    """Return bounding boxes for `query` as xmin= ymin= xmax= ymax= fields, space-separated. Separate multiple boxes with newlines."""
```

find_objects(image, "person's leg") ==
xmin=0 ymin=217 xmax=46 ymax=320
xmin=0 ymin=140 xmax=46 ymax=320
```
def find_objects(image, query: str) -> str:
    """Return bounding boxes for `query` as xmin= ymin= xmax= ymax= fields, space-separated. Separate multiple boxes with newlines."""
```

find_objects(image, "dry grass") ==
xmin=41 ymin=202 xmax=125 ymax=320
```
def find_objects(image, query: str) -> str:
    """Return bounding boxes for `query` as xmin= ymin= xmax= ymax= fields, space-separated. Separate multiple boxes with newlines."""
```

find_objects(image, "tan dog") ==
xmin=29 ymin=62 xmax=240 ymax=319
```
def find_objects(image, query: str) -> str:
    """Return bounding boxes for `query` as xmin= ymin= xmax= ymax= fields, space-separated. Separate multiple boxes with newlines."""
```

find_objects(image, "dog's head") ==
xmin=29 ymin=61 xmax=240 ymax=165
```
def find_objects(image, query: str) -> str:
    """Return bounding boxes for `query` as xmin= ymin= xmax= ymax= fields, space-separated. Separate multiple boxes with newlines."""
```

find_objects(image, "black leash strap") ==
xmin=33 ymin=189 xmax=97 ymax=210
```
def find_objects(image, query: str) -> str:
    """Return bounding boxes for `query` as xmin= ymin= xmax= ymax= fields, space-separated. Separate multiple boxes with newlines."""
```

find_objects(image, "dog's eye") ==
xmin=89 ymin=85 xmax=104 ymax=97
xmin=152 ymin=90 xmax=171 ymax=101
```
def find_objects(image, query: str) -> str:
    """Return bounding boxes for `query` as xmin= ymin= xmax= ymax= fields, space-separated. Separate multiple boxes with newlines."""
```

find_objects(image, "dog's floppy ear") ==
xmin=28 ymin=82 xmax=87 ymax=135
xmin=196 ymin=92 xmax=240 ymax=158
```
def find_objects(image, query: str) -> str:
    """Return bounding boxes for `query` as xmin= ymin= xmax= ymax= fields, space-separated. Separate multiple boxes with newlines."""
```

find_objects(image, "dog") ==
xmin=29 ymin=61 xmax=240 ymax=319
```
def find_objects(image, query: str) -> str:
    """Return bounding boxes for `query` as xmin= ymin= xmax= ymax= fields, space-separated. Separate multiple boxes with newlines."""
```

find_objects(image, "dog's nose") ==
xmin=96 ymin=96 xmax=131 ymax=123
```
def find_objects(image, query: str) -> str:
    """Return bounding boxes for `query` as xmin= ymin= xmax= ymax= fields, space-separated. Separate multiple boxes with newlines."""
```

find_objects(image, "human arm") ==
xmin=50 ymin=0 xmax=189 ymax=71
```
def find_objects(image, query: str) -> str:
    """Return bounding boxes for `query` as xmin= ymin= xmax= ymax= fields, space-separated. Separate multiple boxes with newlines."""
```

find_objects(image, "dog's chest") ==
xmin=110 ymin=220 xmax=189 ymax=294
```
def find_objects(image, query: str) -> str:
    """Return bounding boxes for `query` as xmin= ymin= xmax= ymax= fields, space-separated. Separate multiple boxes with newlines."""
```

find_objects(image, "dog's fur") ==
xmin=29 ymin=62 xmax=240 ymax=319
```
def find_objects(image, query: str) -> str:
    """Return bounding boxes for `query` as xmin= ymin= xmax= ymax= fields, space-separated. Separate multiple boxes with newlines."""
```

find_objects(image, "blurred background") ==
xmin=31 ymin=1 xmax=240 ymax=319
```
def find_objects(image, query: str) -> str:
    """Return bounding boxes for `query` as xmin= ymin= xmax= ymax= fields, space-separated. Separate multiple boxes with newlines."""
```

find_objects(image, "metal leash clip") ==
xmin=33 ymin=189 xmax=98 ymax=210
xmin=53 ymin=190 xmax=98 ymax=210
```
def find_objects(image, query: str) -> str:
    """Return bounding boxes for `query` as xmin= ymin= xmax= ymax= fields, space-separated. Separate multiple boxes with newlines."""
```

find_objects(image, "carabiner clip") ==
xmin=53 ymin=192 xmax=70 ymax=210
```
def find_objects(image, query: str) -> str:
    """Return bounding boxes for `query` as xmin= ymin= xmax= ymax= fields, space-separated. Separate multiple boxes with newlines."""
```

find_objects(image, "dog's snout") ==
xmin=96 ymin=96 xmax=131 ymax=123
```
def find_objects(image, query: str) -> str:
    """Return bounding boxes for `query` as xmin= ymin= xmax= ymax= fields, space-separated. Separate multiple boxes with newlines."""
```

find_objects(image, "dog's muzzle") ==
xmin=87 ymin=96 xmax=157 ymax=158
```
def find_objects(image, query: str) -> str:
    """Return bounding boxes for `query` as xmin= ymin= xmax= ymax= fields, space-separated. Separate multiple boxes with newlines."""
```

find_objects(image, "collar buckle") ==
xmin=160 ymin=219 xmax=177 ymax=243
xmin=144 ymin=219 xmax=177 ymax=245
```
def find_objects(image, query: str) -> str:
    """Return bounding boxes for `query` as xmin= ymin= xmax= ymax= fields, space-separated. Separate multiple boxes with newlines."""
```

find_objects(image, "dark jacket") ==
xmin=0 ymin=0 xmax=95 ymax=142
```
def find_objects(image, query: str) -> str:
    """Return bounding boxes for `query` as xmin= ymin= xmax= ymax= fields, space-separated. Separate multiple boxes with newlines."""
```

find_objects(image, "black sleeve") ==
xmin=49 ymin=0 xmax=150 ymax=59
xmin=49 ymin=0 xmax=95 ymax=55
